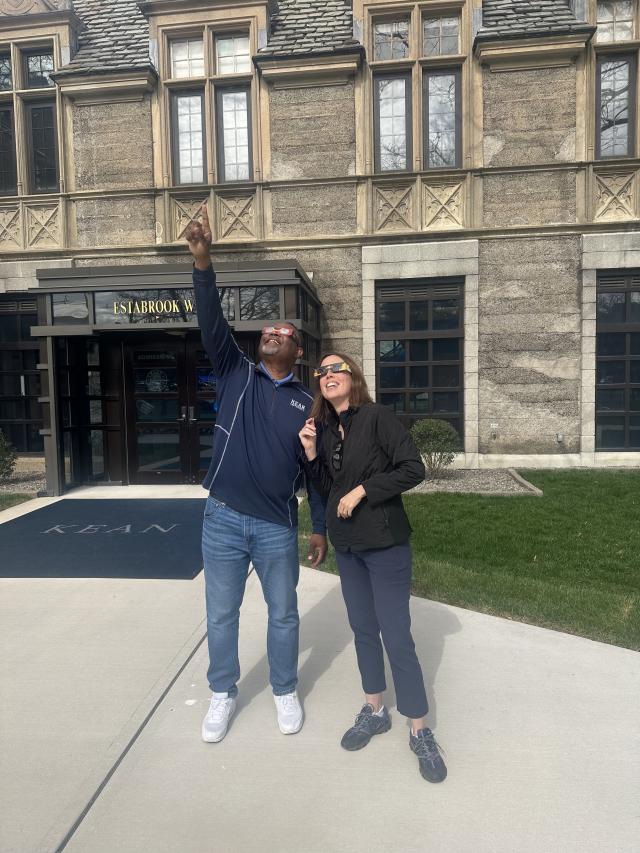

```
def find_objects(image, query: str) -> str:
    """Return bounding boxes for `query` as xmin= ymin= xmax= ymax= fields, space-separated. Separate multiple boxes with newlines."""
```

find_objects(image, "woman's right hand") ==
xmin=299 ymin=418 xmax=317 ymax=461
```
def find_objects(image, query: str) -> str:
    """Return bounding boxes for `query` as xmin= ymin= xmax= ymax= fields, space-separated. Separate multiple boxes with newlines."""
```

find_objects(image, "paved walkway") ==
xmin=1 ymin=490 xmax=639 ymax=853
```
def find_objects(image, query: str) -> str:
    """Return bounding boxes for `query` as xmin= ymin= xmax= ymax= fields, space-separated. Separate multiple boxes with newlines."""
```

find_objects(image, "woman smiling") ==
xmin=299 ymin=353 xmax=447 ymax=783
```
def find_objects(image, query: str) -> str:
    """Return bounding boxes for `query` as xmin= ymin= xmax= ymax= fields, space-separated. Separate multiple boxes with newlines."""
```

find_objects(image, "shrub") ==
xmin=410 ymin=418 xmax=461 ymax=479
xmin=0 ymin=429 xmax=17 ymax=481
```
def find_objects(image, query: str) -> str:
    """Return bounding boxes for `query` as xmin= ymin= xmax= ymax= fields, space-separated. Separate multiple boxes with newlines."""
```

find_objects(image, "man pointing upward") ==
xmin=187 ymin=205 xmax=327 ymax=742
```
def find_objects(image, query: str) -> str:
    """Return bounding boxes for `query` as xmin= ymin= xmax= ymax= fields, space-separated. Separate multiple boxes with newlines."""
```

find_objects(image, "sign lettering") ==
xmin=113 ymin=298 xmax=194 ymax=316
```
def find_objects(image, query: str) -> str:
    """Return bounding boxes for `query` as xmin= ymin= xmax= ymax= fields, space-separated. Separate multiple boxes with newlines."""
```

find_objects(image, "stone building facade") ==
xmin=0 ymin=0 xmax=638 ymax=494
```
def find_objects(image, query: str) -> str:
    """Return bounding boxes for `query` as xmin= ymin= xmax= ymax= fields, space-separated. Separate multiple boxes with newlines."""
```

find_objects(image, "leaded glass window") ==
xmin=218 ymin=89 xmax=250 ymax=181
xmin=173 ymin=93 xmax=205 ymax=184
xmin=375 ymin=76 xmax=410 ymax=172
xmin=373 ymin=20 xmax=410 ymax=60
xmin=423 ymin=70 xmax=460 ymax=168
xmin=0 ymin=107 xmax=17 ymax=195
xmin=0 ymin=54 xmax=11 ymax=90
xmin=597 ymin=1 xmax=635 ymax=41
xmin=170 ymin=39 xmax=204 ymax=78
xmin=423 ymin=16 xmax=460 ymax=56
xmin=27 ymin=102 xmax=58 ymax=192
xmin=216 ymin=35 xmax=251 ymax=75
xmin=597 ymin=57 xmax=635 ymax=158
xmin=24 ymin=51 xmax=54 ymax=88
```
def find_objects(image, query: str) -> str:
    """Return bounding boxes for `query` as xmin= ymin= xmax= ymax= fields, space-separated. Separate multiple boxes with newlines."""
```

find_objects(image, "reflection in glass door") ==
xmin=189 ymin=345 xmax=217 ymax=480
xmin=126 ymin=338 xmax=227 ymax=484
xmin=127 ymin=343 xmax=188 ymax=483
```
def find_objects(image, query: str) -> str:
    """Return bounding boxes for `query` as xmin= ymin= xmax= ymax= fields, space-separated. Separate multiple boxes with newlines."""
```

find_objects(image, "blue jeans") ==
xmin=202 ymin=496 xmax=300 ymax=697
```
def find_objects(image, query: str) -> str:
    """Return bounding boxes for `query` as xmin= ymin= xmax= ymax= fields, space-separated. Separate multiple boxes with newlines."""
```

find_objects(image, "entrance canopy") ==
xmin=32 ymin=261 xmax=322 ymax=495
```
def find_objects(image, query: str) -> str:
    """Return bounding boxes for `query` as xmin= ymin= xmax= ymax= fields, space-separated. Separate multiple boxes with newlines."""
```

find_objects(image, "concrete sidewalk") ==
xmin=1 ymin=500 xmax=639 ymax=852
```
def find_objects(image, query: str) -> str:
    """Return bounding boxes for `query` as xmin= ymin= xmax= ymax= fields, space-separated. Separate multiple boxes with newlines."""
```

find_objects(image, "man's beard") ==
xmin=260 ymin=341 xmax=281 ymax=357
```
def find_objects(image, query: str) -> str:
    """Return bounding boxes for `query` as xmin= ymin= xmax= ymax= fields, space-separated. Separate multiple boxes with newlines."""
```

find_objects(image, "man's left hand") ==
xmin=307 ymin=534 xmax=328 ymax=568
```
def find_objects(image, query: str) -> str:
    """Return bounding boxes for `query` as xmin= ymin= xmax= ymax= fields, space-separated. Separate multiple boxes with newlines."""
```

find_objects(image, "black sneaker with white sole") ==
xmin=409 ymin=727 xmax=447 ymax=782
xmin=340 ymin=704 xmax=391 ymax=751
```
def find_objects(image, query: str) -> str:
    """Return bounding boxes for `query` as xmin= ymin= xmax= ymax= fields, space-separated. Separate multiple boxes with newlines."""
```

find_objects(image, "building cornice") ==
xmin=0 ymin=8 xmax=82 ymax=31
xmin=474 ymin=31 xmax=595 ymax=70
xmin=137 ymin=0 xmax=277 ymax=17
xmin=255 ymin=50 xmax=363 ymax=86
xmin=54 ymin=68 xmax=158 ymax=102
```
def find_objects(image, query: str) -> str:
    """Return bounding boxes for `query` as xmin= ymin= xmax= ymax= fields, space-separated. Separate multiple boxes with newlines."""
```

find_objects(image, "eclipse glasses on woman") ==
xmin=313 ymin=361 xmax=353 ymax=379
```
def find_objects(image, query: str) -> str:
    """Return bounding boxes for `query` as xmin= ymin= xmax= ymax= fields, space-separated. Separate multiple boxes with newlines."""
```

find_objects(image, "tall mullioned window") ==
xmin=596 ymin=55 xmax=637 ymax=158
xmin=0 ymin=45 xmax=59 ymax=195
xmin=594 ymin=1 xmax=638 ymax=159
xmin=0 ymin=297 xmax=43 ymax=452
xmin=166 ymin=32 xmax=253 ymax=185
xmin=371 ymin=6 xmax=464 ymax=173
xmin=596 ymin=272 xmax=640 ymax=450
xmin=375 ymin=280 xmax=464 ymax=435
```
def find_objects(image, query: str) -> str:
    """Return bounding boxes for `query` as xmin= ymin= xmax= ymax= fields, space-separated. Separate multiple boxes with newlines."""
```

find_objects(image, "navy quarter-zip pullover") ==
xmin=194 ymin=265 xmax=325 ymax=533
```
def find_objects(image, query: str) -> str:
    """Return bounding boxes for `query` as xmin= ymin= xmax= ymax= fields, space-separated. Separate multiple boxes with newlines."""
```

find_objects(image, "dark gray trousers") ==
xmin=336 ymin=542 xmax=428 ymax=719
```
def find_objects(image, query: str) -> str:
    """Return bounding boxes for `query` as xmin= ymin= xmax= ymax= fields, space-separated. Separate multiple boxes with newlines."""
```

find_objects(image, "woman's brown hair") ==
xmin=310 ymin=351 xmax=373 ymax=424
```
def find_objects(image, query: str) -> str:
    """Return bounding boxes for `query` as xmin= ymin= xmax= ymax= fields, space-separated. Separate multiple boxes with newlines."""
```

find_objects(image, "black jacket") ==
xmin=305 ymin=402 xmax=425 ymax=552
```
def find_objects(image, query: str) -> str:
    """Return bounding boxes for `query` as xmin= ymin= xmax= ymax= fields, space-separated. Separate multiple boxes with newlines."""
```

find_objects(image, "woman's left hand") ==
xmin=337 ymin=485 xmax=366 ymax=519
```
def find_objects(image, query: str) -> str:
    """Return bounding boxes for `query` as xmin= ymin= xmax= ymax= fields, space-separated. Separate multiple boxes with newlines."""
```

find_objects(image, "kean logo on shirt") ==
xmin=290 ymin=399 xmax=306 ymax=412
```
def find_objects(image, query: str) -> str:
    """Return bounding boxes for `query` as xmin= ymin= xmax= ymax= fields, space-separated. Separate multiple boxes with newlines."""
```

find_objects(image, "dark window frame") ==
xmin=373 ymin=71 xmax=413 ymax=174
xmin=215 ymin=84 xmax=253 ymax=183
xmin=0 ymin=51 xmax=12 ymax=90
xmin=0 ymin=103 xmax=17 ymax=196
xmin=0 ymin=300 xmax=42 ymax=452
xmin=595 ymin=52 xmax=637 ymax=159
xmin=25 ymin=99 xmax=59 ymax=193
xmin=422 ymin=66 xmax=462 ymax=169
xmin=22 ymin=48 xmax=55 ymax=89
xmin=595 ymin=271 xmax=640 ymax=450
xmin=170 ymin=89 xmax=207 ymax=186
xmin=375 ymin=278 xmax=465 ymax=435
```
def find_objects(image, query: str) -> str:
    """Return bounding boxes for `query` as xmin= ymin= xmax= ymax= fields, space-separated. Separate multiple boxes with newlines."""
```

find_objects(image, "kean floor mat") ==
xmin=0 ymin=499 xmax=206 ymax=579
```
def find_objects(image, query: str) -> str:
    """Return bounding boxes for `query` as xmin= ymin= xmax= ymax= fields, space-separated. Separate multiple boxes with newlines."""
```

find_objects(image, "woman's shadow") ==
xmin=235 ymin=571 xmax=461 ymax=729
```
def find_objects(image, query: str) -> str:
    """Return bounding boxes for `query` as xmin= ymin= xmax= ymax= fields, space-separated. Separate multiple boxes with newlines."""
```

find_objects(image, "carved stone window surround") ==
xmin=0 ymin=32 xmax=66 ymax=197
xmin=150 ymin=6 xmax=266 ymax=189
xmin=357 ymin=0 xmax=470 ymax=175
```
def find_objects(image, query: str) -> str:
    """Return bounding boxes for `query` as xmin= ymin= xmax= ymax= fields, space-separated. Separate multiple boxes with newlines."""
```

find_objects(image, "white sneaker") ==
xmin=202 ymin=692 xmax=236 ymax=743
xmin=274 ymin=691 xmax=304 ymax=734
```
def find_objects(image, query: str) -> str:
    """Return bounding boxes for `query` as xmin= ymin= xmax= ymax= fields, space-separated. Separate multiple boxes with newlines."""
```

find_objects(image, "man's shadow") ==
xmin=235 ymin=572 xmax=461 ymax=729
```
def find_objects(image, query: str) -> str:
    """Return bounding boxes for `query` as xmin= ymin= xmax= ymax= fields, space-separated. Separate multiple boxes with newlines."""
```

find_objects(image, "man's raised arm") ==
xmin=186 ymin=204 xmax=245 ymax=377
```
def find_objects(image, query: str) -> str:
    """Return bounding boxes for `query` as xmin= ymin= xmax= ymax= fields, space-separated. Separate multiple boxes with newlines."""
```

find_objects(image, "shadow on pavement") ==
xmin=235 ymin=576 xmax=462 ymax=732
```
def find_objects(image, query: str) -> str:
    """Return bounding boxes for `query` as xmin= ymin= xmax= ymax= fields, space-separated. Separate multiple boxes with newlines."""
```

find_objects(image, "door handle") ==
xmin=188 ymin=405 xmax=197 ymax=423
xmin=177 ymin=405 xmax=187 ymax=422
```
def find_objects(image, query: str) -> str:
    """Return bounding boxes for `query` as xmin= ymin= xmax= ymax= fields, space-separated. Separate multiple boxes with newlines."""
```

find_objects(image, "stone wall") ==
xmin=269 ymin=183 xmax=357 ymax=238
xmin=71 ymin=97 xmax=154 ymax=191
xmin=74 ymin=197 xmax=156 ymax=248
xmin=478 ymin=236 xmax=582 ymax=454
xmin=269 ymin=82 xmax=356 ymax=180
xmin=0 ymin=258 xmax=73 ymax=292
xmin=483 ymin=66 xmax=576 ymax=167
xmin=483 ymin=169 xmax=577 ymax=227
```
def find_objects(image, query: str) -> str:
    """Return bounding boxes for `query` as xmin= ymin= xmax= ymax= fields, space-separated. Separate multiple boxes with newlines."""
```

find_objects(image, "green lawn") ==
xmin=298 ymin=470 xmax=640 ymax=650
xmin=0 ymin=493 xmax=33 ymax=512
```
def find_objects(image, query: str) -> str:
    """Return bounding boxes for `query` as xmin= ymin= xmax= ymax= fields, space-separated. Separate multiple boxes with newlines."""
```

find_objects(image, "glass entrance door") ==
xmin=126 ymin=342 xmax=190 ymax=483
xmin=125 ymin=335 xmax=257 ymax=484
